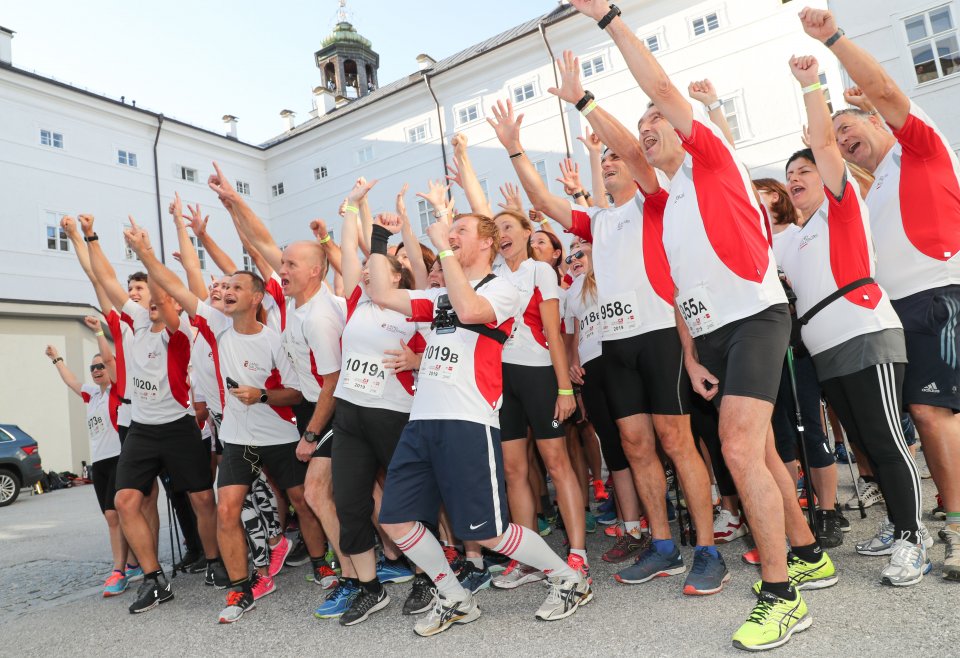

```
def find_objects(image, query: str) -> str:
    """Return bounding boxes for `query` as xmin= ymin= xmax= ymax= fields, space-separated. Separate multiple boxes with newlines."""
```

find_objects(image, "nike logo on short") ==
xmin=469 ymin=521 xmax=488 ymax=530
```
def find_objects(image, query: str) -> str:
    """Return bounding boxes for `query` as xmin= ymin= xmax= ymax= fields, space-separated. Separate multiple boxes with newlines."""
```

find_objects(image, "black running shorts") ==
xmin=217 ymin=441 xmax=307 ymax=491
xmin=601 ymin=327 xmax=691 ymax=418
xmin=91 ymin=455 xmax=120 ymax=513
xmin=500 ymin=364 xmax=563 ymax=441
xmin=115 ymin=415 xmax=212 ymax=494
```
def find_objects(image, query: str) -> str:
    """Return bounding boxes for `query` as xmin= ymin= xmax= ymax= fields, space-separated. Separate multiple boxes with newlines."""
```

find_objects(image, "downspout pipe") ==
xmin=421 ymin=72 xmax=450 ymax=202
xmin=539 ymin=21 xmax=572 ymax=160
xmin=153 ymin=114 xmax=166 ymax=264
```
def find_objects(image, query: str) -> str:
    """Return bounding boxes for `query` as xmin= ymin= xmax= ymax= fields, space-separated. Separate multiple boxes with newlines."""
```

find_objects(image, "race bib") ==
xmin=341 ymin=351 xmax=387 ymax=398
xmin=132 ymin=375 xmax=160 ymax=402
xmin=418 ymin=343 xmax=463 ymax=383
xmin=677 ymin=285 xmax=718 ymax=337
xmin=599 ymin=290 xmax=640 ymax=337
xmin=578 ymin=311 xmax=600 ymax=347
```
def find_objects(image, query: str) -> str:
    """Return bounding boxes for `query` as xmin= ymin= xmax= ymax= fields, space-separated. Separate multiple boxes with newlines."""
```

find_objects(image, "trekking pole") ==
xmin=784 ymin=346 xmax=818 ymax=532
xmin=164 ymin=489 xmax=184 ymax=578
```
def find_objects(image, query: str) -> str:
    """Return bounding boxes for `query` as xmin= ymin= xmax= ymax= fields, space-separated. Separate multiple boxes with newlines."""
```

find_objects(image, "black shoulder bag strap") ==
xmin=797 ymin=277 xmax=875 ymax=326
xmin=454 ymin=274 xmax=509 ymax=344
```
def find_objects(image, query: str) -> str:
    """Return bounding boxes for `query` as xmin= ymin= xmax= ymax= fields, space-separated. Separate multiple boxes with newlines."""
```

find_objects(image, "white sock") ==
xmin=624 ymin=521 xmax=641 ymax=536
xmin=395 ymin=522 xmax=467 ymax=600
xmin=493 ymin=523 xmax=575 ymax=579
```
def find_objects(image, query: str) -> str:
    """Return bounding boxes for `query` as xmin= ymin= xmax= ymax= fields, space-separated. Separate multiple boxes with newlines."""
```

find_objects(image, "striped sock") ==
xmin=493 ymin=523 xmax=575 ymax=579
xmin=395 ymin=522 xmax=467 ymax=601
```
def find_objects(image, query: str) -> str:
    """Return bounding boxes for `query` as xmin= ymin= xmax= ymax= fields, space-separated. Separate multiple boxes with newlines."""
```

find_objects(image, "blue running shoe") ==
xmin=598 ymin=498 xmax=615 ymax=515
xmin=615 ymin=544 xmax=685 ymax=584
xmin=103 ymin=570 xmax=128 ymax=597
xmin=537 ymin=514 xmax=552 ymax=537
xmin=683 ymin=547 xmax=730 ymax=595
xmin=457 ymin=561 xmax=492 ymax=593
xmin=597 ymin=510 xmax=618 ymax=525
xmin=585 ymin=511 xmax=598 ymax=534
xmin=835 ymin=444 xmax=855 ymax=464
xmin=125 ymin=565 xmax=144 ymax=583
xmin=314 ymin=580 xmax=360 ymax=618
xmin=376 ymin=557 xmax=414 ymax=584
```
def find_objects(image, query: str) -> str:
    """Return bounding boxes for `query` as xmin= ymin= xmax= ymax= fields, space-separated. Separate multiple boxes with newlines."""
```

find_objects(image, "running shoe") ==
xmin=537 ymin=514 xmax=553 ymax=537
xmin=218 ymin=590 xmax=255 ymax=624
xmin=880 ymin=539 xmax=931 ymax=587
xmin=413 ymin=590 xmax=480 ymax=637
xmin=683 ymin=547 xmax=730 ymax=596
xmin=585 ymin=510 xmax=598 ymax=534
xmin=614 ymin=544 xmax=685 ymax=584
xmin=204 ymin=561 xmax=229 ymax=589
xmin=491 ymin=560 xmax=545 ymax=589
xmin=597 ymin=510 xmax=618 ymax=525
xmin=742 ymin=548 xmax=761 ymax=566
xmin=714 ymin=509 xmax=748 ymax=543
xmin=457 ymin=561 xmax=493 ymax=593
xmin=267 ymin=535 xmax=292 ymax=578
xmin=403 ymin=573 xmax=434 ymax=615
xmin=857 ymin=517 xmax=935 ymax=556
xmin=103 ymin=570 xmax=128 ymax=597
xmin=816 ymin=509 xmax=843 ymax=548
xmin=310 ymin=561 xmax=339 ymax=589
xmin=845 ymin=479 xmax=882 ymax=510
xmin=535 ymin=572 xmax=593 ymax=621
xmin=128 ymin=576 xmax=173 ymax=614
xmin=376 ymin=557 xmax=414 ymax=584
xmin=752 ymin=552 xmax=837 ymax=594
xmin=481 ymin=549 xmax=510 ymax=573
xmin=834 ymin=443 xmax=855 ymax=464
xmin=314 ymin=580 xmax=360 ymax=618
xmin=172 ymin=550 xmax=200 ymax=573
xmin=605 ymin=523 xmax=624 ymax=538
xmin=443 ymin=545 xmax=465 ymax=576
xmin=567 ymin=552 xmax=591 ymax=584
xmin=932 ymin=494 xmax=945 ymax=520
xmin=836 ymin=509 xmax=851 ymax=533
xmin=598 ymin=498 xmax=615 ymax=515
xmin=285 ymin=536 xmax=310 ymax=567
xmin=731 ymin=589 xmax=810 ymax=651
xmin=324 ymin=548 xmax=340 ymax=574
xmin=340 ymin=587 xmax=389 ymax=626
xmin=592 ymin=479 xmax=609 ymax=502
xmin=943 ymin=524 xmax=960 ymax=581
xmin=184 ymin=555 xmax=207 ymax=574
xmin=251 ymin=573 xmax=275 ymax=600
xmin=603 ymin=531 xmax=650 ymax=563
xmin=125 ymin=564 xmax=144 ymax=582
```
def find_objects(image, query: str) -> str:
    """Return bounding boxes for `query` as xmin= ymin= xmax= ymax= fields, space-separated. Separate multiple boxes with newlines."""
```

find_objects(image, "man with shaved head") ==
xmin=208 ymin=164 xmax=351 ymax=603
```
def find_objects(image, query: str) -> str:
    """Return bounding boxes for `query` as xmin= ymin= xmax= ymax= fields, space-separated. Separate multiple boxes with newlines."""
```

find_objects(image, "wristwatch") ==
xmin=598 ymin=4 xmax=621 ymax=30
xmin=83 ymin=233 xmax=99 ymax=243
xmin=259 ymin=388 xmax=268 ymax=403
xmin=823 ymin=27 xmax=845 ymax=48
xmin=303 ymin=430 xmax=318 ymax=443
xmin=575 ymin=91 xmax=595 ymax=112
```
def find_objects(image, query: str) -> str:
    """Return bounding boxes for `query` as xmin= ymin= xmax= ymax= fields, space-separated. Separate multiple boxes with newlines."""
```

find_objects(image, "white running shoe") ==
xmin=534 ymin=573 xmax=593 ymax=621
xmin=880 ymin=539 xmax=931 ymax=587
xmin=491 ymin=560 xmax=545 ymax=589
xmin=413 ymin=589 xmax=480 ymax=637
xmin=845 ymin=479 xmax=883 ymax=510
xmin=713 ymin=509 xmax=748 ymax=543
xmin=857 ymin=517 xmax=934 ymax=556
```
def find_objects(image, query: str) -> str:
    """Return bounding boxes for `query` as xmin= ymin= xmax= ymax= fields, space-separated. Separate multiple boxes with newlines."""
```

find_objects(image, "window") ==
xmin=46 ymin=225 xmax=68 ymax=252
xmin=189 ymin=237 xmax=207 ymax=270
xmin=408 ymin=123 xmax=428 ymax=143
xmin=512 ymin=81 xmax=537 ymax=104
xmin=692 ymin=12 xmax=720 ymax=36
xmin=236 ymin=180 xmax=251 ymax=195
xmin=313 ymin=166 xmax=328 ymax=181
xmin=271 ymin=182 xmax=285 ymax=197
xmin=581 ymin=55 xmax=606 ymax=78
xmin=122 ymin=223 xmax=139 ymax=261
xmin=242 ymin=249 xmax=254 ymax=272
xmin=645 ymin=35 xmax=661 ymax=52
xmin=478 ymin=178 xmax=489 ymax=200
xmin=180 ymin=166 xmax=197 ymax=182
xmin=721 ymin=98 xmax=743 ymax=142
xmin=117 ymin=150 xmax=138 ymax=167
xmin=40 ymin=129 xmax=63 ymax=149
xmin=818 ymin=72 xmax=834 ymax=114
xmin=417 ymin=199 xmax=430 ymax=234
xmin=904 ymin=5 xmax=960 ymax=84
xmin=457 ymin=103 xmax=480 ymax=126
xmin=357 ymin=145 xmax=374 ymax=164
xmin=533 ymin=160 xmax=549 ymax=188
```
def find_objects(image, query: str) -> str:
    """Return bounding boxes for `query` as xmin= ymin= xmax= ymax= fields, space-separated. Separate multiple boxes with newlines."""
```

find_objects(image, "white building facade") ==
xmin=0 ymin=0 xmax=883 ymax=471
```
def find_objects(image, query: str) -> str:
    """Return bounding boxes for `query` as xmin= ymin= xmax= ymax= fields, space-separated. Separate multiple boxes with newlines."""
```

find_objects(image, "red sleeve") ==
xmin=265 ymin=275 xmax=287 ymax=331
xmin=678 ymin=119 xmax=737 ymax=171
xmin=105 ymin=310 xmax=128 ymax=398
xmin=407 ymin=331 xmax=427 ymax=355
xmin=81 ymin=391 xmax=91 ymax=403
xmin=345 ymin=286 xmax=363 ymax=322
xmin=410 ymin=298 xmax=436 ymax=323
xmin=562 ymin=273 xmax=574 ymax=287
xmin=893 ymin=112 xmax=949 ymax=160
xmin=568 ymin=209 xmax=593 ymax=242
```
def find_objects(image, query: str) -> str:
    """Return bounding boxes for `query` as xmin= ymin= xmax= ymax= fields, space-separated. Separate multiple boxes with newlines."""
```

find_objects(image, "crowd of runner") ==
xmin=45 ymin=3 xmax=959 ymax=651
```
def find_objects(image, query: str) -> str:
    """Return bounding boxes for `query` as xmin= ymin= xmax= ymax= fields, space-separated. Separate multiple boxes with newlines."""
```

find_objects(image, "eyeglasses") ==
xmin=564 ymin=250 xmax=584 ymax=265
xmin=90 ymin=364 xmax=106 ymax=372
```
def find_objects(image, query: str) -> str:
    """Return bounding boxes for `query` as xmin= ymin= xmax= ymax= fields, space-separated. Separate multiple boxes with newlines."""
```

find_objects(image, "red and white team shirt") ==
xmin=866 ymin=102 xmax=960 ymax=299
xmin=407 ymin=277 xmax=521 ymax=427
xmin=661 ymin=105 xmax=787 ymax=336
xmin=81 ymin=384 xmax=122 ymax=463
xmin=282 ymin=286 xmax=346 ymax=403
xmin=195 ymin=302 xmax=301 ymax=446
xmin=494 ymin=258 xmax=559 ymax=367
xmin=772 ymin=223 xmax=801 ymax=266
xmin=106 ymin=308 xmax=136 ymax=427
xmin=191 ymin=320 xmax=223 ymax=416
xmin=264 ymin=273 xmax=288 ymax=333
xmin=122 ymin=300 xmax=194 ymax=424
xmin=335 ymin=286 xmax=426 ymax=414
xmin=563 ymin=274 xmax=603 ymax=366
xmin=779 ymin=177 xmax=902 ymax=356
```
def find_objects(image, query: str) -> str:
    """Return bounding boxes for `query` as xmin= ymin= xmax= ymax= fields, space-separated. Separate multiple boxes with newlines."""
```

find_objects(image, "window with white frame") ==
xmin=457 ymin=102 xmax=480 ymax=126
xmin=314 ymin=166 xmax=328 ymax=180
xmin=118 ymin=150 xmax=138 ymax=167
xmin=45 ymin=211 xmax=69 ymax=252
xmin=581 ymin=55 xmax=606 ymax=78
xmin=40 ymin=129 xmax=63 ymax=149
xmin=533 ymin=160 xmax=549 ymax=189
xmin=721 ymin=98 xmax=743 ymax=142
xmin=818 ymin=72 xmax=834 ymax=114
xmin=512 ymin=81 xmax=537 ymax=104
xmin=645 ymin=34 xmax=661 ymax=52
xmin=691 ymin=11 xmax=720 ymax=36
xmin=407 ymin=123 xmax=428 ymax=143
xmin=904 ymin=5 xmax=960 ymax=84
xmin=180 ymin=166 xmax=197 ymax=182
xmin=357 ymin=145 xmax=374 ymax=164
xmin=122 ymin=223 xmax=139 ymax=261
xmin=189 ymin=236 xmax=207 ymax=270
xmin=417 ymin=199 xmax=430 ymax=234
xmin=478 ymin=178 xmax=489 ymax=201
xmin=242 ymin=249 xmax=254 ymax=272
xmin=271 ymin=182 xmax=285 ymax=197
xmin=236 ymin=180 xmax=251 ymax=195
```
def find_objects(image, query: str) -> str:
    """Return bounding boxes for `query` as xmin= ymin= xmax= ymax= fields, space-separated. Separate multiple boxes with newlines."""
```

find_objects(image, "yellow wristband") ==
xmin=95 ymin=331 xmax=105 ymax=337
xmin=343 ymin=205 xmax=359 ymax=214
xmin=581 ymin=100 xmax=598 ymax=117
xmin=318 ymin=235 xmax=331 ymax=244
xmin=438 ymin=249 xmax=454 ymax=260
xmin=558 ymin=388 xmax=574 ymax=396
xmin=801 ymin=82 xmax=822 ymax=95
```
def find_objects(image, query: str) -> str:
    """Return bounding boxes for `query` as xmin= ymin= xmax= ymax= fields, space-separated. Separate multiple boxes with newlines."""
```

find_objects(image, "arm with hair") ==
xmin=84 ymin=316 xmax=117 ymax=383
xmin=169 ymin=195 xmax=208 ymax=299
xmin=78 ymin=214 xmax=133 ymax=311
xmin=186 ymin=203 xmax=238 ymax=276
xmin=63 ymin=216 xmax=114 ymax=313
xmin=688 ymin=80 xmax=736 ymax=147
xmin=124 ymin=220 xmax=200 ymax=318
xmin=449 ymin=134 xmax=494 ymax=218
xmin=792 ymin=55 xmax=846 ymax=197
xmin=578 ymin=128 xmax=609 ymax=208
xmin=425 ymin=222 xmax=496 ymax=324
xmin=541 ymin=297 xmax=575 ymax=421
xmin=45 ymin=345 xmax=84 ymax=397
xmin=229 ymin=211 xmax=271 ymax=277
xmin=310 ymin=217 xmax=343 ymax=276
xmin=338 ymin=180 xmax=377 ymax=295
xmin=208 ymin=161 xmax=283 ymax=272
xmin=675 ymin=304 xmax=718 ymax=401
xmin=397 ymin=185 xmax=429 ymax=289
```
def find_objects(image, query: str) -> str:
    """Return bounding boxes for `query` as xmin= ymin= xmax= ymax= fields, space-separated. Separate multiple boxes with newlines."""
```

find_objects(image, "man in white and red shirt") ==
xmin=800 ymin=6 xmax=960 ymax=582
xmin=368 ymin=213 xmax=592 ymax=637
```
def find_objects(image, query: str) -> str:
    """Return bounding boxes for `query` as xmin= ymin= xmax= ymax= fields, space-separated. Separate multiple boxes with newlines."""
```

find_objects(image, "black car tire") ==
xmin=0 ymin=468 xmax=21 ymax=507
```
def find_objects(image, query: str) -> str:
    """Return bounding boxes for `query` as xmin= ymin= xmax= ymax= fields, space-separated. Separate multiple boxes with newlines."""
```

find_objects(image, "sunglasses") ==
xmin=90 ymin=363 xmax=106 ymax=372
xmin=565 ymin=250 xmax=584 ymax=265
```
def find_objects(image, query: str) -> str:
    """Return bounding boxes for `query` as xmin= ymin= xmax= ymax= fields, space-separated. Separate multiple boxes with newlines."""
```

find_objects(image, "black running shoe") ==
xmin=816 ymin=509 xmax=843 ymax=548
xmin=403 ymin=573 xmax=434 ymax=615
xmin=340 ymin=587 xmax=390 ymax=626
xmin=285 ymin=536 xmax=310 ymax=567
xmin=129 ymin=576 xmax=173 ymax=614
xmin=173 ymin=550 xmax=201 ymax=573
xmin=835 ymin=508 xmax=851 ymax=533
xmin=204 ymin=560 xmax=229 ymax=589
xmin=185 ymin=554 xmax=208 ymax=574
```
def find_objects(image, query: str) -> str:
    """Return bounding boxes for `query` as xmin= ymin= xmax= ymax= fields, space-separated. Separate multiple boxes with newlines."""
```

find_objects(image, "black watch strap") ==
xmin=84 ymin=233 xmax=99 ymax=243
xmin=598 ymin=4 xmax=621 ymax=30
xmin=259 ymin=388 xmax=268 ymax=403
xmin=303 ymin=430 xmax=317 ymax=443
xmin=575 ymin=91 xmax=595 ymax=112
xmin=823 ymin=27 xmax=845 ymax=48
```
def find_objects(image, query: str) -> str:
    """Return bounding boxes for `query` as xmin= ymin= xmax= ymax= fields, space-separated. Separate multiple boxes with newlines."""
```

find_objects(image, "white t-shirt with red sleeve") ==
xmin=106 ymin=308 xmax=136 ymax=427
xmin=408 ymin=277 xmax=522 ymax=427
xmin=563 ymin=274 xmax=603 ymax=366
xmin=81 ymin=384 xmax=122 ymax=463
xmin=335 ymin=286 xmax=427 ymax=414
xmin=866 ymin=102 xmax=960 ymax=300
xmin=191 ymin=317 xmax=223 ymax=416
xmin=494 ymin=258 xmax=559 ymax=367
xmin=264 ymin=272 xmax=288 ymax=334
xmin=661 ymin=104 xmax=787 ymax=336
xmin=568 ymin=187 xmax=676 ymax=341
xmin=779 ymin=177 xmax=902 ymax=356
xmin=122 ymin=300 xmax=194 ymax=425
xmin=281 ymin=286 xmax=346 ymax=403
xmin=195 ymin=301 xmax=301 ymax=446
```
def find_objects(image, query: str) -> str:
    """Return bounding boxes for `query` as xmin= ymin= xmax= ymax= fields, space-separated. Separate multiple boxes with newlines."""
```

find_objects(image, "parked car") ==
xmin=0 ymin=424 xmax=44 ymax=506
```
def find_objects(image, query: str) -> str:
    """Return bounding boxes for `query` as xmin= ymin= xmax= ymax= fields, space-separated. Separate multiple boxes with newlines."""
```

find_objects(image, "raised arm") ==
xmin=791 ymin=55 xmax=845 ymax=197
xmin=688 ymin=79 xmax=736 ymax=147
xmin=187 ymin=202 xmax=237 ymax=276
xmin=799 ymin=7 xmax=910 ymax=129
xmin=228 ymin=210 xmax=271 ymax=278
xmin=397 ymin=184 xmax=429 ymax=289
xmin=124 ymin=218 xmax=200 ymax=318
xmin=487 ymin=99 xmax=574 ymax=227
xmin=366 ymin=217 xmax=414 ymax=316
xmin=84 ymin=315 xmax=117 ymax=382
xmin=449 ymin=134 xmax=494 ymax=217
xmin=45 ymin=345 xmax=84 ymax=396
xmin=577 ymin=128 xmax=609 ymax=208
xmin=425 ymin=222 xmax=496 ymax=324
xmin=79 ymin=214 xmax=131 ymax=311
xmin=208 ymin=161 xmax=283 ymax=272
xmin=416 ymin=180 xmax=455 ymax=227
xmin=340 ymin=179 xmax=378 ymax=294
xmin=311 ymin=218 xmax=342 ymax=276
xmin=168 ymin=194 xmax=207 ymax=300
xmin=62 ymin=216 xmax=113 ymax=313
